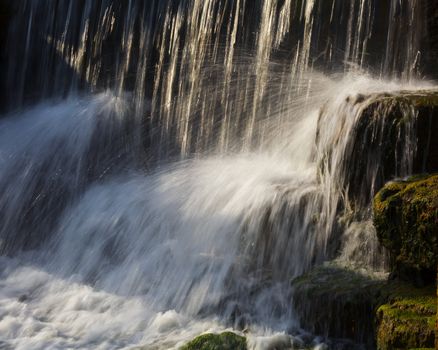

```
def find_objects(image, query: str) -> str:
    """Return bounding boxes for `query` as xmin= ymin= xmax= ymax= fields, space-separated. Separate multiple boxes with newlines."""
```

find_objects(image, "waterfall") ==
xmin=3 ymin=1 xmax=426 ymax=155
xmin=0 ymin=1 xmax=433 ymax=349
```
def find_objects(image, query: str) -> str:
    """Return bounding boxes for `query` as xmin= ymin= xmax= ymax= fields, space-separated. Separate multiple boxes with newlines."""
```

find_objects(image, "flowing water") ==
xmin=0 ymin=1 xmax=434 ymax=349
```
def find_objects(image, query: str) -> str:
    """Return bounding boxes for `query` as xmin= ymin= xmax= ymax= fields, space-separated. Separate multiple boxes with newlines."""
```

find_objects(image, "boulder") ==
xmin=376 ymin=283 xmax=436 ymax=350
xmin=373 ymin=174 xmax=438 ymax=284
xmin=317 ymin=90 xmax=438 ymax=210
xmin=291 ymin=265 xmax=386 ymax=348
xmin=291 ymin=265 xmax=437 ymax=349
xmin=180 ymin=332 xmax=247 ymax=350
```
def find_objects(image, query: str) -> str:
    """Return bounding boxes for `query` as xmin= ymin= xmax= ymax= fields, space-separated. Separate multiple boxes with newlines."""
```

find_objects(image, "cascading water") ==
xmin=0 ymin=1 xmax=435 ymax=349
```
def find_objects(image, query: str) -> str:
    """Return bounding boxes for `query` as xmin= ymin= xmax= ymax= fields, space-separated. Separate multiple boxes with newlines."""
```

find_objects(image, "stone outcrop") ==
xmin=374 ymin=174 xmax=438 ymax=285
xmin=372 ymin=174 xmax=437 ymax=349
xmin=376 ymin=285 xmax=436 ymax=350
xmin=314 ymin=89 xmax=438 ymax=251
xmin=425 ymin=0 xmax=438 ymax=79
xmin=294 ymin=91 xmax=438 ymax=349
xmin=319 ymin=90 xmax=438 ymax=208
xmin=291 ymin=265 xmax=437 ymax=349
xmin=291 ymin=266 xmax=386 ymax=348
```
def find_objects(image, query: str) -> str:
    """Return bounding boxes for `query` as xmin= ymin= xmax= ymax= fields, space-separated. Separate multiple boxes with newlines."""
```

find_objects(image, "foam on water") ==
xmin=0 ymin=74 xmax=432 ymax=348
xmin=0 ymin=153 xmax=316 ymax=348
xmin=0 ymin=258 xmax=216 ymax=349
xmin=0 ymin=0 xmax=434 ymax=348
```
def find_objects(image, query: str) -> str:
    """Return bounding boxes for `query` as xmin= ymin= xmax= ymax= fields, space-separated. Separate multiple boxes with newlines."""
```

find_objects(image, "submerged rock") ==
xmin=180 ymin=332 xmax=247 ymax=350
xmin=373 ymin=174 xmax=438 ymax=284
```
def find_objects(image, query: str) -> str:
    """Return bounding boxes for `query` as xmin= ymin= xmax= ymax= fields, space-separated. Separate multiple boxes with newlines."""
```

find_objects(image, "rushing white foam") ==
xmin=0 ymin=74 xmax=431 ymax=349
xmin=0 ymin=0 xmax=433 ymax=348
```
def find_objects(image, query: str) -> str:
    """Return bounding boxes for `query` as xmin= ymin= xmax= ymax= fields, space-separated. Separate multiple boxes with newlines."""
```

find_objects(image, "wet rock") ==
xmin=425 ymin=0 xmax=438 ymax=79
xmin=373 ymin=174 xmax=438 ymax=285
xmin=180 ymin=332 xmax=246 ymax=350
xmin=317 ymin=90 xmax=438 ymax=210
xmin=291 ymin=265 xmax=437 ymax=349
xmin=291 ymin=266 xmax=386 ymax=348
xmin=376 ymin=284 xmax=436 ymax=350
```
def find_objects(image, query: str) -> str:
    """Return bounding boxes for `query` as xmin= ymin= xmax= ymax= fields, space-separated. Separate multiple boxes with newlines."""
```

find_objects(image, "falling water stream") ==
xmin=0 ymin=1 xmax=434 ymax=349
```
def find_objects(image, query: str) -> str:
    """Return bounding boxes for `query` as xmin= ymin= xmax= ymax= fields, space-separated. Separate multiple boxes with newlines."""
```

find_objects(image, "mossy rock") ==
xmin=373 ymin=174 xmax=438 ymax=284
xmin=180 ymin=332 xmax=247 ymax=350
xmin=376 ymin=284 xmax=436 ymax=350
xmin=371 ymin=275 xmax=436 ymax=350
xmin=291 ymin=266 xmax=437 ymax=349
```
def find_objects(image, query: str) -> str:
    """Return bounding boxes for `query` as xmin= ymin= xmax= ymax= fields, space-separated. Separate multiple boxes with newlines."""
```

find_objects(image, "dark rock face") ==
xmin=319 ymin=90 xmax=438 ymax=210
xmin=373 ymin=174 xmax=438 ymax=285
xmin=291 ymin=266 xmax=385 ymax=348
xmin=301 ymin=92 xmax=438 ymax=348
xmin=0 ymin=0 xmax=432 ymax=113
xmin=342 ymin=95 xmax=419 ymax=208
xmin=424 ymin=0 xmax=438 ymax=80
xmin=364 ymin=92 xmax=438 ymax=174
xmin=291 ymin=266 xmax=437 ymax=349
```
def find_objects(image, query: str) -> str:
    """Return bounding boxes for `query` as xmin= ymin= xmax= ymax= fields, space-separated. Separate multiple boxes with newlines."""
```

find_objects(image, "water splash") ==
xmin=0 ymin=0 xmax=434 ymax=348
xmin=0 ymin=74 xmax=430 ymax=348
xmin=4 ymin=1 xmax=427 ymax=156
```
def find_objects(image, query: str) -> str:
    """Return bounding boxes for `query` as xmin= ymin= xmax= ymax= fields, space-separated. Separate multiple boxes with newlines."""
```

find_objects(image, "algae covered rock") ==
xmin=376 ymin=284 xmax=436 ymax=350
xmin=373 ymin=174 xmax=438 ymax=283
xmin=291 ymin=265 xmax=437 ymax=349
xmin=180 ymin=332 xmax=246 ymax=350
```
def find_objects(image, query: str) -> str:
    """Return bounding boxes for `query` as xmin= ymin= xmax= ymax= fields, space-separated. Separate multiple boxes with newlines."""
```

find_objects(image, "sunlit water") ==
xmin=0 ymin=74 xmax=431 ymax=349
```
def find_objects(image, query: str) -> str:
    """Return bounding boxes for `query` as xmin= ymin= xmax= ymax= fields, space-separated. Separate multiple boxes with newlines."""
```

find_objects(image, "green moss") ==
xmin=180 ymin=332 xmax=247 ymax=350
xmin=371 ymin=90 xmax=438 ymax=108
xmin=376 ymin=282 xmax=436 ymax=350
xmin=376 ymin=284 xmax=436 ymax=350
xmin=291 ymin=265 xmax=437 ymax=349
xmin=373 ymin=174 xmax=438 ymax=281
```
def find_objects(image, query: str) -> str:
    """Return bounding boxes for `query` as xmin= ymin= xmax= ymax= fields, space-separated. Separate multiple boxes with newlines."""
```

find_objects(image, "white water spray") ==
xmin=0 ymin=0 xmax=433 ymax=348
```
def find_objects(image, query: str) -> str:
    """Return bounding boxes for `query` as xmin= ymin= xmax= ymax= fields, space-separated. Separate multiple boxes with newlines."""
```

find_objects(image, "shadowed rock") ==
xmin=374 ymin=174 xmax=438 ymax=285
xmin=291 ymin=265 xmax=437 ymax=349
xmin=318 ymin=90 xmax=438 ymax=211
